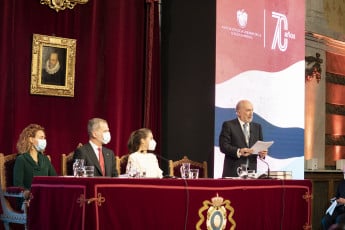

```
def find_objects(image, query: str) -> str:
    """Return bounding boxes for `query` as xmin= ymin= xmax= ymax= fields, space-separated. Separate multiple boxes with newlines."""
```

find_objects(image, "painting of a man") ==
xmin=41 ymin=47 xmax=66 ymax=86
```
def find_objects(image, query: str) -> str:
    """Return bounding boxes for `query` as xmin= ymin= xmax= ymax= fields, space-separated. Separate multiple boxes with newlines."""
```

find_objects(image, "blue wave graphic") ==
xmin=215 ymin=107 xmax=304 ymax=159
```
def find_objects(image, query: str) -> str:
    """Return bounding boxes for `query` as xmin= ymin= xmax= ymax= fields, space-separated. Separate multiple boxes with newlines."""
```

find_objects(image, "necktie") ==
xmin=98 ymin=147 xmax=105 ymax=176
xmin=243 ymin=123 xmax=249 ymax=146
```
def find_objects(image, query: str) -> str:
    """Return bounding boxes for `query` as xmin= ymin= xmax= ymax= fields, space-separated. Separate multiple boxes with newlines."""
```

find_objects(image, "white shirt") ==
xmin=237 ymin=118 xmax=251 ymax=158
xmin=126 ymin=152 xmax=163 ymax=178
xmin=89 ymin=140 xmax=101 ymax=160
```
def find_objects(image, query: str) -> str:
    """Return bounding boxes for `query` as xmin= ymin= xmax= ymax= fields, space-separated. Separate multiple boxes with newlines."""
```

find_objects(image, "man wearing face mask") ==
xmin=73 ymin=118 xmax=118 ymax=177
xmin=126 ymin=128 xmax=163 ymax=178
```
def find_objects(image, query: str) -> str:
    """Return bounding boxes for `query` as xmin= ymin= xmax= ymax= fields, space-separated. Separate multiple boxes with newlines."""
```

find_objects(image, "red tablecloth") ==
xmin=28 ymin=177 xmax=312 ymax=230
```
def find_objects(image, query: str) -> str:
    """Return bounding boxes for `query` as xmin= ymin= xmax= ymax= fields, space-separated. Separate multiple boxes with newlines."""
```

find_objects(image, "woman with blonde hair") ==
xmin=13 ymin=124 xmax=56 ymax=190
xmin=126 ymin=128 xmax=163 ymax=178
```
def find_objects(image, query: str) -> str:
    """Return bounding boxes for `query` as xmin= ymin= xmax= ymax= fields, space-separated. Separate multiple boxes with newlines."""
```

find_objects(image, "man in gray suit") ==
xmin=219 ymin=100 xmax=267 ymax=177
xmin=74 ymin=118 xmax=118 ymax=177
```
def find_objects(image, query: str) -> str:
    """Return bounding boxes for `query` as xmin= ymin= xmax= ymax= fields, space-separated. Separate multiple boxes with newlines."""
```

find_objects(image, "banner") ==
xmin=215 ymin=0 xmax=305 ymax=179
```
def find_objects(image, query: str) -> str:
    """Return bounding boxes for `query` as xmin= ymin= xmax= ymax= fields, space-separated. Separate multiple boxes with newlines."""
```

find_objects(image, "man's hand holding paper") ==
xmin=250 ymin=141 xmax=274 ymax=158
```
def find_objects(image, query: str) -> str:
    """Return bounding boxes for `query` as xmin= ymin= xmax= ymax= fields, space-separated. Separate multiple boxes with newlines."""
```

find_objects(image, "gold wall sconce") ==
xmin=305 ymin=53 xmax=323 ymax=83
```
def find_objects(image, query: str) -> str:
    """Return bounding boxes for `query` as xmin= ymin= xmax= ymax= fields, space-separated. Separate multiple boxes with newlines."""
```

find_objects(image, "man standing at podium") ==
xmin=219 ymin=99 xmax=267 ymax=177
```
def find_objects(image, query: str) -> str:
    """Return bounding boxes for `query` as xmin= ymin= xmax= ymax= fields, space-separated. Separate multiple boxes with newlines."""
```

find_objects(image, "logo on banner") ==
xmin=222 ymin=9 xmax=296 ymax=52
xmin=221 ymin=8 xmax=261 ymax=40
xmin=236 ymin=9 xmax=248 ymax=28
xmin=196 ymin=193 xmax=236 ymax=230
xmin=271 ymin=11 xmax=296 ymax=52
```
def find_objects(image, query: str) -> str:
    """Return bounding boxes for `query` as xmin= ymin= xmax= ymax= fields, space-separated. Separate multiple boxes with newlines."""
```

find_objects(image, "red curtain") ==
xmin=0 ymin=0 xmax=161 ymax=174
xmin=144 ymin=0 xmax=161 ymax=145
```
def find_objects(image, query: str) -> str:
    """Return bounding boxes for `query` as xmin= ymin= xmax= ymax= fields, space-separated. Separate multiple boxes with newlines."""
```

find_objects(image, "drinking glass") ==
xmin=189 ymin=169 xmax=199 ymax=179
xmin=247 ymin=170 xmax=256 ymax=178
xmin=180 ymin=163 xmax=190 ymax=179
xmin=236 ymin=164 xmax=248 ymax=178
xmin=73 ymin=159 xmax=85 ymax=177
xmin=84 ymin=166 xmax=94 ymax=177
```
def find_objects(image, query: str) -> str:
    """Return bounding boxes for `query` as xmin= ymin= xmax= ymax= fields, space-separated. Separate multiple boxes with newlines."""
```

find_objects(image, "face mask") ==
xmin=102 ymin=131 xmax=111 ymax=144
xmin=148 ymin=139 xmax=156 ymax=151
xmin=35 ymin=139 xmax=47 ymax=152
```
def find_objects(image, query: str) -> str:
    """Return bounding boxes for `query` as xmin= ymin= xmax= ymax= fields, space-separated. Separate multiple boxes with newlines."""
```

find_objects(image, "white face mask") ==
xmin=102 ymin=131 xmax=111 ymax=144
xmin=148 ymin=139 xmax=156 ymax=151
xmin=35 ymin=139 xmax=47 ymax=152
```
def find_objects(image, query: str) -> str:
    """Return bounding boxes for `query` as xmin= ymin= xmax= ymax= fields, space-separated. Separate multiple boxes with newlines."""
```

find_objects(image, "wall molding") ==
xmin=326 ymin=134 xmax=345 ymax=146
xmin=326 ymin=72 xmax=345 ymax=85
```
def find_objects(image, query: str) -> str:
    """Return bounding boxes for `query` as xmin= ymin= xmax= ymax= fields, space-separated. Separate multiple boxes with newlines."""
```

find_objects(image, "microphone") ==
xmin=148 ymin=151 xmax=177 ymax=178
xmin=258 ymin=157 xmax=271 ymax=179
xmin=148 ymin=151 xmax=171 ymax=162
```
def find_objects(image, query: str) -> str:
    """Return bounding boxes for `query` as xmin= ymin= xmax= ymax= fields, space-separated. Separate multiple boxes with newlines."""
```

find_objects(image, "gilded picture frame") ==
xmin=30 ymin=34 xmax=76 ymax=97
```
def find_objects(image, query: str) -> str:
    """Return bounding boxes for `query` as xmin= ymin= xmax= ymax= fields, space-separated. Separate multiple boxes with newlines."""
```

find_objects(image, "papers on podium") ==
xmin=251 ymin=141 xmax=274 ymax=154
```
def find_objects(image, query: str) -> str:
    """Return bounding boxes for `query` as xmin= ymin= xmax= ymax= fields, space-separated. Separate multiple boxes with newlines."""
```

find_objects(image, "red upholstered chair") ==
xmin=168 ymin=156 xmax=208 ymax=178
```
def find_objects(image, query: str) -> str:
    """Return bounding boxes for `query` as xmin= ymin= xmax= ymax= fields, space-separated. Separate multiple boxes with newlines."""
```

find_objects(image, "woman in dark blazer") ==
xmin=13 ymin=124 xmax=57 ymax=190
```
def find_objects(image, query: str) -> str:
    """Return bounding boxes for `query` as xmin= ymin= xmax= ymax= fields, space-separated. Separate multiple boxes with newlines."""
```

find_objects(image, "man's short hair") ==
xmin=87 ymin=118 xmax=107 ymax=137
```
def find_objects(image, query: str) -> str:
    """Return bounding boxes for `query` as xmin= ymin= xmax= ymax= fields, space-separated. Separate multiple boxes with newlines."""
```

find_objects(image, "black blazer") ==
xmin=219 ymin=119 xmax=263 ymax=177
xmin=73 ymin=142 xmax=118 ymax=177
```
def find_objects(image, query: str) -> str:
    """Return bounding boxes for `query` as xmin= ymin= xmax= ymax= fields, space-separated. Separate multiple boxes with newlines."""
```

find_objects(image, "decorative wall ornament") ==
xmin=305 ymin=53 xmax=323 ymax=83
xmin=40 ymin=0 xmax=88 ymax=12
xmin=30 ymin=34 xmax=77 ymax=97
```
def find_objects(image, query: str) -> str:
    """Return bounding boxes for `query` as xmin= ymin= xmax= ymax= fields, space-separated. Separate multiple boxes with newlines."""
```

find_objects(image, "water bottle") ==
xmin=73 ymin=159 xmax=85 ymax=177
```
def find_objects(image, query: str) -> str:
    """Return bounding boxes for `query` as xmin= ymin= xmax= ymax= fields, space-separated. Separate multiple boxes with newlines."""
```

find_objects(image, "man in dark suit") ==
xmin=74 ymin=118 xmax=118 ymax=177
xmin=219 ymin=100 xmax=267 ymax=177
xmin=321 ymin=180 xmax=345 ymax=230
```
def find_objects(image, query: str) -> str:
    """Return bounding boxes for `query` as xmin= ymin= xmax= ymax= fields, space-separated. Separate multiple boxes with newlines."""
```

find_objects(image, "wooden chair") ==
xmin=168 ymin=156 xmax=208 ymax=178
xmin=61 ymin=143 xmax=82 ymax=176
xmin=115 ymin=156 xmax=120 ymax=175
xmin=0 ymin=153 xmax=27 ymax=230
xmin=116 ymin=154 xmax=129 ymax=175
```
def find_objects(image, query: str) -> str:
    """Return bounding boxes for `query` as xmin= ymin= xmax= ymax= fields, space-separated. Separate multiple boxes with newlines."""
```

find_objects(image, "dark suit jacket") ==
xmin=13 ymin=152 xmax=57 ymax=189
xmin=73 ymin=142 xmax=118 ymax=177
xmin=219 ymin=118 xmax=263 ymax=177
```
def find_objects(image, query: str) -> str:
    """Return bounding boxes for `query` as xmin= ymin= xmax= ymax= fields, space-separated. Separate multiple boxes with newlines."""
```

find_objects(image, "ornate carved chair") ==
xmin=61 ymin=143 xmax=82 ymax=176
xmin=168 ymin=156 xmax=208 ymax=178
xmin=116 ymin=154 xmax=129 ymax=175
xmin=0 ymin=153 xmax=27 ymax=230
xmin=115 ymin=156 xmax=120 ymax=175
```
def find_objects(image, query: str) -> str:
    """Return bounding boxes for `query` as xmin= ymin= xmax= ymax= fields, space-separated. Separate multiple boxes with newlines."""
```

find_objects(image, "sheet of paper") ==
xmin=250 ymin=141 xmax=274 ymax=154
xmin=326 ymin=200 xmax=338 ymax=215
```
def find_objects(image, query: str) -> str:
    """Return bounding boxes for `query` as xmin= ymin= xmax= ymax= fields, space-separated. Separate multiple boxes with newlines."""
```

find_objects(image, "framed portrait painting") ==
xmin=30 ymin=34 xmax=76 ymax=97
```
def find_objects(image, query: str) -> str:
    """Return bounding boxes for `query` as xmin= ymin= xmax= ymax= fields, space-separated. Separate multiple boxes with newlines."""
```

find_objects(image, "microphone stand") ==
xmin=148 ymin=151 xmax=177 ymax=178
xmin=258 ymin=157 xmax=271 ymax=179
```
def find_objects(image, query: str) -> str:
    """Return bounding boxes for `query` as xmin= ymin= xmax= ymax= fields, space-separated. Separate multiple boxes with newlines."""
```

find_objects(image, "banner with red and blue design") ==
xmin=214 ymin=0 xmax=305 ymax=178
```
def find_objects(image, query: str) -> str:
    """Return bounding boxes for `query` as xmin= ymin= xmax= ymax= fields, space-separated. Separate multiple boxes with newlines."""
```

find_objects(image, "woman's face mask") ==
xmin=35 ymin=139 xmax=47 ymax=152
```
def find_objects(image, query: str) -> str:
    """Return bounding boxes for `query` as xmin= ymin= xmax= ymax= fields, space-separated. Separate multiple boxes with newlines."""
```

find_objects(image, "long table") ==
xmin=28 ymin=177 xmax=312 ymax=230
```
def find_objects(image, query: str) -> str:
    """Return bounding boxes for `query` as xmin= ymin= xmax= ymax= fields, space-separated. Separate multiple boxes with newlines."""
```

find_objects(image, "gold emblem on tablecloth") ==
xmin=303 ymin=191 xmax=312 ymax=229
xmin=196 ymin=193 xmax=236 ymax=230
xmin=77 ymin=193 xmax=105 ymax=207
xmin=303 ymin=191 xmax=313 ymax=202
